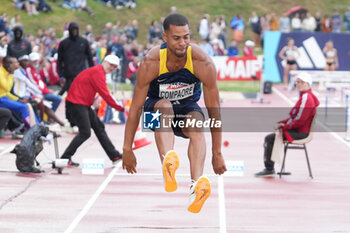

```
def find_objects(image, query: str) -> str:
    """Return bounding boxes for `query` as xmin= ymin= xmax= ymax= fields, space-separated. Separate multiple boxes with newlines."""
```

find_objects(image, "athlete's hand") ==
xmin=122 ymin=149 xmax=137 ymax=174
xmin=212 ymin=151 xmax=227 ymax=175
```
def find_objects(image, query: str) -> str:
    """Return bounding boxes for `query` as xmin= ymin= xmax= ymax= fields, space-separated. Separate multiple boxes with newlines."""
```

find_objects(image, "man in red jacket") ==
xmin=255 ymin=73 xmax=319 ymax=177
xmin=60 ymin=55 xmax=125 ymax=167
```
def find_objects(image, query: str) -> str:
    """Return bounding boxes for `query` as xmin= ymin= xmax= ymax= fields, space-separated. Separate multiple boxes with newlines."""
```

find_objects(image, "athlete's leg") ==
xmin=182 ymin=111 xmax=206 ymax=181
xmin=153 ymin=99 xmax=175 ymax=161
xmin=283 ymin=65 xmax=290 ymax=85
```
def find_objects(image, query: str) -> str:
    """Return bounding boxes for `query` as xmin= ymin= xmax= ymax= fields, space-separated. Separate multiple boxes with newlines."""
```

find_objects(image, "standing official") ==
xmin=60 ymin=55 xmax=125 ymax=166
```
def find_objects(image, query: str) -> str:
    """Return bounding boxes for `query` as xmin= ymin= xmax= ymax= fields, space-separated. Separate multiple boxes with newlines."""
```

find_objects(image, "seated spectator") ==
xmin=255 ymin=73 xmax=319 ymax=177
xmin=126 ymin=56 xmax=139 ymax=91
xmin=37 ymin=0 xmax=53 ymax=13
xmin=199 ymin=38 xmax=214 ymax=57
xmin=9 ymin=14 xmax=22 ymax=29
xmin=243 ymin=40 xmax=255 ymax=57
xmin=27 ymin=53 xmax=62 ymax=109
xmin=0 ymin=56 xmax=36 ymax=128
xmin=227 ymin=40 xmax=239 ymax=56
xmin=211 ymin=39 xmax=224 ymax=56
xmin=76 ymin=0 xmax=95 ymax=16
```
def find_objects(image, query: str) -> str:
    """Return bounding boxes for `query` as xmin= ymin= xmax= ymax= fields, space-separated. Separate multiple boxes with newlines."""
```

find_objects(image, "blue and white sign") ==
xmin=82 ymin=159 xmax=105 ymax=175
xmin=143 ymin=110 xmax=161 ymax=129
xmin=224 ymin=160 xmax=244 ymax=177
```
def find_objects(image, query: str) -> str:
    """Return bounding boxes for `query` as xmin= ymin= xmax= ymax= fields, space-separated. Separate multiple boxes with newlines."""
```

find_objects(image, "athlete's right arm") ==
xmin=278 ymin=46 xmax=286 ymax=60
xmin=122 ymin=48 xmax=159 ymax=174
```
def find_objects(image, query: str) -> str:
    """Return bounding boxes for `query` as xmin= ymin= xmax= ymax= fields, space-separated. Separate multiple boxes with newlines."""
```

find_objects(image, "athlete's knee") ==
xmin=154 ymin=99 xmax=174 ymax=115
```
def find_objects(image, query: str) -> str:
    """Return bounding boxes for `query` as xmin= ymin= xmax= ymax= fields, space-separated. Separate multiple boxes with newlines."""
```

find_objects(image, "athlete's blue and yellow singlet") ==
xmin=147 ymin=43 xmax=202 ymax=105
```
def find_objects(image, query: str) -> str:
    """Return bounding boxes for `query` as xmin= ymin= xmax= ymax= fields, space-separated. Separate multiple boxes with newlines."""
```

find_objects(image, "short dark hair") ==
xmin=163 ymin=13 xmax=189 ymax=32
xmin=2 ymin=56 xmax=13 ymax=65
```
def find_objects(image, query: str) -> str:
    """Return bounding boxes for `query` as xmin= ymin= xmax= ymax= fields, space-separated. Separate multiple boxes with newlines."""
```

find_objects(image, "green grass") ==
xmin=3 ymin=0 xmax=349 ymax=45
xmin=110 ymin=81 xmax=260 ymax=93
xmin=218 ymin=81 xmax=260 ymax=92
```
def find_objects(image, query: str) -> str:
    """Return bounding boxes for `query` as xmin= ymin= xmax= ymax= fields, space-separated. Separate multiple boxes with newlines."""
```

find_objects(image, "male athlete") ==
xmin=122 ymin=13 xmax=226 ymax=213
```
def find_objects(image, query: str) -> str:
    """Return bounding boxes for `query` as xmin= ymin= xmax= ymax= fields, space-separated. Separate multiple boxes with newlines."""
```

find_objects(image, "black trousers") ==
xmin=61 ymin=101 xmax=120 ymax=161
xmin=264 ymin=129 xmax=308 ymax=171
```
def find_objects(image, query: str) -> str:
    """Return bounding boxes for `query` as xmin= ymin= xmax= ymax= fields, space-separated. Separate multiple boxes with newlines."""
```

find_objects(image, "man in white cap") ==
xmin=243 ymin=40 xmax=255 ymax=57
xmin=60 ymin=55 xmax=125 ymax=167
xmin=255 ymin=73 xmax=319 ymax=177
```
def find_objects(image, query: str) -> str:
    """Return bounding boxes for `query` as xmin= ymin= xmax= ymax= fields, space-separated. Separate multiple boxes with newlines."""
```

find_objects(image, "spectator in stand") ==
xmin=198 ymin=14 xmax=210 ymax=40
xmin=37 ymin=0 xmax=53 ymax=13
xmin=315 ymin=11 xmax=322 ymax=32
xmin=269 ymin=13 xmax=279 ymax=31
xmin=126 ymin=56 xmax=139 ymax=92
xmin=0 ymin=36 xmax=9 ymax=64
xmin=218 ymin=15 xmax=227 ymax=49
xmin=322 ymin=15 xmax=332 ymax=32
xmin=331 ymin=9 xmax=342 ymax=33
xmin=131 ymin=20 xmax=139 ymax=40
xmin=227 ymin=39 xmax=239 ymax=57
xmin=209 ymin=16 xmax=223 ymax=42
xmin=13 ymin=55 xmax=42 ymax=99
xmin=16 ymin=54 xmax=66 ymax=130
xmin=7 ymin=26 xmax=32 ymax=59
xmin=302 ymin=12 xmax=316 ymax=32
xmin=76 ymin=0 xmax=95 ymax=16
xmin=0 ymin=13 xmax=10 ymax=37
xmin=83 ymin=24 xmax=94 ymax=44
xmin=344 ymin=7 xmax=350 ymax=32
xmin=0 ymin=56 xmax=34 ymax=128
xmin=39 ymin=58 xmax=51 ymax=85
xmin=148 ymin=20 xmax=162 ymax=43
xmin=9 ymin=14 xmax=22 ymax=29
xmin=230 ymin=14 xmax=245 ymax=43
xmin=112 ymin=21 xmax=124 ymax=38
xmin=21 ymin=0 xmax=39 ymax=15
xmin=259 ymin=14 xmax=270 ymax=48
xmin=200 ymin=38 xmax=214 ymax=57
xmin=291 ymin=13 xmax=302 ymax=32
xmin=102 ymin=22 xmax=114 ymax=45
xmin=279 ymin=13 xmax=291 ymax=33
xmin=48 ymin=53 xmax=61 ymax=87
xmin=211 ymin=39 xmax=224 ymax=56
xmin=57 ymin=22 xmax=94 ymax=95
xmin=249 ymin=12 xmax=261 ymax=49
xmin=243 ymin=40 xmax=255 ymax=57
xmin=26 ymin=52 xmax=62 ymax=113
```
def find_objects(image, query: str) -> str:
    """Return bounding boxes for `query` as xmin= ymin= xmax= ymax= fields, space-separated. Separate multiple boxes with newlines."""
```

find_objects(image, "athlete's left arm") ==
xmin=193 ymin=46 xmax=227 ymax=175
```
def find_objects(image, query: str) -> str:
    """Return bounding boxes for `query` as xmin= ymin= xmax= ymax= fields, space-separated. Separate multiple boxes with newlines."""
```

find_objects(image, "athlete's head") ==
xmin=163 ymin=13 xmax=190 ymax=58
xmin=287 ymin=37 xmax=294 ymax=46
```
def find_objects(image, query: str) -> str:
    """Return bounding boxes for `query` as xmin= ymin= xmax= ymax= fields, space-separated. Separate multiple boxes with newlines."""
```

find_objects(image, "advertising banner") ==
xmin=264 ymin=31 xmax=350 ymax=83
xmin=212 ymin=56 xmax=263 ymax=81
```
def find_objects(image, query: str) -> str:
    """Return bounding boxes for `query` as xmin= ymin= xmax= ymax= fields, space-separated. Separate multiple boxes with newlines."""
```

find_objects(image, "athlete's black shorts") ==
xmin=287 ymin=60 xmax=296 ymax=65
xmin=143 ymin=97 xmax=204 ymax=138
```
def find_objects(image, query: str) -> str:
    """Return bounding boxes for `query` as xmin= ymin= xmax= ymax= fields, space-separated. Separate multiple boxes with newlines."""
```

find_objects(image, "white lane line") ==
xmin=64 ymin=162 xmax=122 ymax=233
xmin=273 ymin=86 xmax=350 ymax=149
xmin=218 ymin=176 xmax=227 ymax=233
xmin=113 ymin=172 xmax=219 ymax=177
xmin=0 ymin=144 xmax=16 ymax=158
